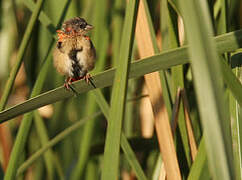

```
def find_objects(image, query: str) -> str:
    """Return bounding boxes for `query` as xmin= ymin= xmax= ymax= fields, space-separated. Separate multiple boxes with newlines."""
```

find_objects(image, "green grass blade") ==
xmin=121 ymin=135 xmax=147 ymax=180
xmin=23 ymin=0 xmax=56 ymax=36
xmin=161 ymin=0 xmax=193 ymax=171
xmin=0 ymin=0 xmax=45 ymax=111
xmin=70 ymin=95 xmax=98 ymax=180
xmin=85 ymin=160 xmax=99 ymax=180
xmin=101 ymin=0 xmax=139 ymax=179
xmin=236 ymin=76 xmax=242 ymax=179
xmin=178 ymin=0 xmax=234 ymax=179
xmin=111 ymin=0 xmax=124 ymax=67
xmin=0 ymin=47 xmax=188 ymax=123
xmin=92 ymin=89 xmax=147 ymax=180
xmin=221 ymin=58 xmax=242 ymax=106
xmin=34 ymin=112 xmax=55 ymax=179
xmin=168 ymin=0 xmax=181 ymax=15
xmin=188 ymin=137 xmax=210 ymax=180
xmin=216 ymin=0 xmax=228 ymax=35
xmin=0 ymin=30 xmax=242 ymax=122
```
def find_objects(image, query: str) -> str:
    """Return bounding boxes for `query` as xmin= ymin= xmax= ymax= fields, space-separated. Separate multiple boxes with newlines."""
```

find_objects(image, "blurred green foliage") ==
xmin=0 ymin=0 xmax=241 ymax=179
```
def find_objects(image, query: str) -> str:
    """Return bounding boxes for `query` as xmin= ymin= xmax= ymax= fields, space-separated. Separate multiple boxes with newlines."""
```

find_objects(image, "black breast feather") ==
xmin=68 ymin=48 xmax=84 ymax=79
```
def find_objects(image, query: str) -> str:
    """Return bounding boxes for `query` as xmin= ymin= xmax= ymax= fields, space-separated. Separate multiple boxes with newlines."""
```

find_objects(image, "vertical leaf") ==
xmin=101 ymin=0 xmax=139 ymax=179
xmin=178 ymin=0 xmax=235 ymax=179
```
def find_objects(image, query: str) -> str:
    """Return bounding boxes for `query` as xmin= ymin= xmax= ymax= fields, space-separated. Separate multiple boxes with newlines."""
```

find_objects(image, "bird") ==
xmin=53 ymin=17 xmax=96 ymax=92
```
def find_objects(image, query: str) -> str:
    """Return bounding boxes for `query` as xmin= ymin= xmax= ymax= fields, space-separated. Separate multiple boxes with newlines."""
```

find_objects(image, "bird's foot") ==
xmin=83 ymin=73 xmax=91 ymax=84
xmin=64 ymin=77 xmax=78 ymax=95
xmin=64 ymin=74 xmax=96 ymax=91
xmin=83 ymin=73 xmax=96 ymax=88
xmin=64 ymin=77 xmax=72 ymax=90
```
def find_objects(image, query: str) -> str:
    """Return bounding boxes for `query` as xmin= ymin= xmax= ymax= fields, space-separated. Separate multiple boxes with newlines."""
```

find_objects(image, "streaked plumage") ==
xmin=53 ymin=35 xmax=96 ymax=79
xmin=53 ymin=17 xmax=96 ymax=89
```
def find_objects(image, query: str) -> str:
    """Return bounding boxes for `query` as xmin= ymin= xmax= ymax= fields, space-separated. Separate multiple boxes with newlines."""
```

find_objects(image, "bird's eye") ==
xmin=80 ymin=23 xmax=86 ymax=29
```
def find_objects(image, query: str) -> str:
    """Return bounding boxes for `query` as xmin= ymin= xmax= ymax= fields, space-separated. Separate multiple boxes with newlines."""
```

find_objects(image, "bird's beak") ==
xmin=85 ymin=24 xmax=93 ymax=30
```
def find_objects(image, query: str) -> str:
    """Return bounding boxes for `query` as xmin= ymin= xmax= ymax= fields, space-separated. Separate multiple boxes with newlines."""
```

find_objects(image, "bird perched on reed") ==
xmin=53 ymin=17 xmax=96 ymax=91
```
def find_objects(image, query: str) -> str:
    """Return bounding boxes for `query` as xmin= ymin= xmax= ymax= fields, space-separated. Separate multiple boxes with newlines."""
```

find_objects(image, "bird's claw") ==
xmin=64 ymin=78 xmax=78 ymax=95
xmin=64 ymin=82 xmax=71 ymax=90
xmin=64 ymin=74 xmax=96 ymax=92
xmin=84 ymin=74 xmax=96 ymax=88
xmin=64 ymin=77 xmax=72 ymax=90
xmin=84 ymin=74 xmax=91 ymax=84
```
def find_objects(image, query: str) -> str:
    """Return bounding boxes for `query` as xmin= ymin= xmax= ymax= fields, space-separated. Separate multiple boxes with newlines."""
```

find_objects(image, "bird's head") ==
xmin=62 ymin=17 xmax=93 ymax=36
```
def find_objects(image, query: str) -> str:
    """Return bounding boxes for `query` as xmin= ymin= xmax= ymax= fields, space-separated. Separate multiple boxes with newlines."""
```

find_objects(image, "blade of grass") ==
xmin=221 ymin=58 xmax=242 ymax=107
xmin=236 ymin=72 xmax=242 ymax=180
xmin=216 ymin=0 xmax=228 ymax=35
xmin=225 ymin=51 xmax=242 ymax=180
xmin=70 ymin=94 xmax=98 ymax=179
xmin=178 ymin=0 xmax=234 ymax=179
xmin=85 ymin=160 xmax=99 ymax=180
xmin=187 ymin=58 xmax=242 ymax=179
xmin=215 ymin=5 xmax=235 ymax=178
xmin=181 ymin=90 xmax=198 ymax=161
xmin=161 ymin=0 xmax=179 ymax=51
xmin=171 ymin=89 xmax=182 ymax=134
xmin=161 ymin=0 xmax=193 ymax=171
xmin=4 ymin=1 xmax=71 ymax=179
xmin=187 ymin=138 xmax=210 ymax=180
xmin=121 ymin=135 xmax=147 ymax=180
xmin=1 ymin=30 xmax=242 ymax=122
xmin=23 ymin=0 xmax=56 ymax=37
xmin=92 ymin=89 xmax=148 ymax=180
xmin=111 ymin=0 xmax=124 ymax=67
xmin=34 ymin=112 xmax=55 ymax=179
xmin=0 ymin=46 xmax=189 ymax=123
xmin=230 ymin=78 xmax=242 ymax=180
xmin=168 ymin=0 xmax=181 ymax=16
xmin=101 ymin=0 xmax=139 ymax=179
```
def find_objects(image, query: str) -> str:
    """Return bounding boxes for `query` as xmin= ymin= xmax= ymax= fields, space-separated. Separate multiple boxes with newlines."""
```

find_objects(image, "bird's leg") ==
xmin=83 ymin=73 xmax=96 ymax=88
xmin=64 ymin=77 xmax=72 ymax=90
xmin=65 ymin=74 xmax=96 ymax=90
xmin=64 ymin=77 xmax=78 ymax=94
